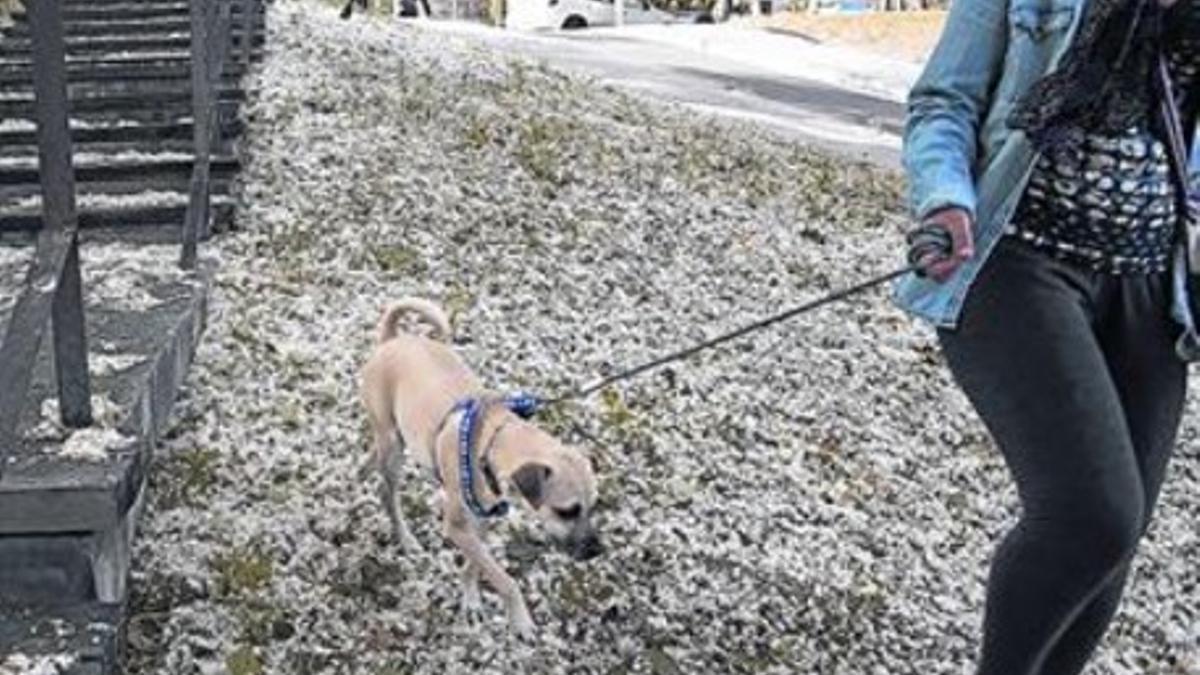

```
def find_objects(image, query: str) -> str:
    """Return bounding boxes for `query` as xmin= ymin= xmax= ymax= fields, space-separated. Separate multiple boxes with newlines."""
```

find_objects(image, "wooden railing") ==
xmin=0 ymin=0 xmax=261 ymax=476
xmin=182 ymin=0 xmax=235 ymax=269
xmin=0 ymin=0 xmax=92 ymax=478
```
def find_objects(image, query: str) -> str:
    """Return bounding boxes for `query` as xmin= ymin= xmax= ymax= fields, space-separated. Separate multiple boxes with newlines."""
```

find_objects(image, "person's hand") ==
xmin=907 ymin=207 xmax=975 ymax=283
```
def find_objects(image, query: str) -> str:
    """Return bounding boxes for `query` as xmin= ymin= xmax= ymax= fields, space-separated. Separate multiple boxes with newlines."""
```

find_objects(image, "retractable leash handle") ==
xmin=906 ymin=222 xmax=955 ymax=274
xmin=528 ymin=227 xmax=954 ymax=409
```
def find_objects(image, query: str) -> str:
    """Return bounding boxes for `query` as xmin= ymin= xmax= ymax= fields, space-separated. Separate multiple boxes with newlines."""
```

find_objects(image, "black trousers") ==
xmin=938 ymin=237 xmax=1188 ymax=675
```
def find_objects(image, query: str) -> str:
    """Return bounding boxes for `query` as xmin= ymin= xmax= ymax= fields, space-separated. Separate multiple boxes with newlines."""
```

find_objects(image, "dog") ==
xmin=360 ymin=298 xmax=603 ymax=639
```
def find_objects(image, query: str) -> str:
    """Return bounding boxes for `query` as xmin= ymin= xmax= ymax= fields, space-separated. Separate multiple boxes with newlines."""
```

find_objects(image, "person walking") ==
xmin=897 ymin=0 xmax=1198 ymax=673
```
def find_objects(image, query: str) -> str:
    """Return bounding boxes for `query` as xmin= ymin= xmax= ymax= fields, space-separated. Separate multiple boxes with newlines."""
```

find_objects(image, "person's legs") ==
xmin=1037 ymin=273 xmax=1187 ymax=674
xmin=937 ymin=239 xmax=1147 ymax=675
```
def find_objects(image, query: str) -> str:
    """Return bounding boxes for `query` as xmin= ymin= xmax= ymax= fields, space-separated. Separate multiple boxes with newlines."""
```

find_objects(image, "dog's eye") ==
xmin=554 ymin=504 xmax=582 ymax=520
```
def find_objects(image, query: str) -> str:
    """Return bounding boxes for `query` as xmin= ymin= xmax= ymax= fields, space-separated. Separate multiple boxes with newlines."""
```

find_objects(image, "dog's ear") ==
xmin=511 ymin=463 xmax=552 ymax=508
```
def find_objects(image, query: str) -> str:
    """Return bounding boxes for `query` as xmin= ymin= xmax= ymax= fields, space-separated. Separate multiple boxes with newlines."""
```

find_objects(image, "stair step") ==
xmin=0 ymin=200 xmax=236 ymax=232
xmin=0 ymin=178 xmax=234 ymax=202
xmin=5 ymin=17 xmax=193 ymax=35
xmin=0 ymin=33 xmax=264 ymax=57
xmin=56 ymin=3 xmax=258 ymax=22
xmin=6 ymin=80 xmax=245 ymax=99
xmin=0 ymin=137 xmax=235 ymax=158
xmin=0 ymin=602 xmax=122 ymax=673
xmin=0 ymin=121 xmax=193 ymax=146
xmin=4 ymin=17 xmax=264 ymax=37
xmin=0 ymin=154 xmax=240 ymax=186
xmin=0 ymin=89 xmax=244 ymax=119
xmin=0 ymin=61 xmax=253 ymax=86
xmin=61 ymin=6 xmax=192 ymax=22
xmin=0 ymin=104 xmax=242 ymax=132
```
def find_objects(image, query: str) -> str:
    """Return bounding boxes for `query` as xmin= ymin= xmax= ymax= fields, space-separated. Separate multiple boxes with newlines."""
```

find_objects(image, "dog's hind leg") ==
xmin=339 ymin=0 xmax=355 ymax=19
xmin=374 ymin=430 xmax=423 ymax=553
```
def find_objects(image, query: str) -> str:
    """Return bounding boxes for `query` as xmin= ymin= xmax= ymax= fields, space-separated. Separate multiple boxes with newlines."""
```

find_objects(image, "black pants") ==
xmin=938 ymin=237 xmax=1188 ymax=675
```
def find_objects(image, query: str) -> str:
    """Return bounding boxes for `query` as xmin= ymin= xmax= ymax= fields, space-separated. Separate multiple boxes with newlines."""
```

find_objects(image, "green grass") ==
xmin=212 ymin=547 xmax=274 ymax=597
xmin=226 ymin=645 xmax=265 ymax=675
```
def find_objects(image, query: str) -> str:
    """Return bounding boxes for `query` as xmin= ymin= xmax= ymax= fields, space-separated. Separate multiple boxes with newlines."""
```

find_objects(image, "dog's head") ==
xmin=510 ymin=449 xmax=603 ymax=562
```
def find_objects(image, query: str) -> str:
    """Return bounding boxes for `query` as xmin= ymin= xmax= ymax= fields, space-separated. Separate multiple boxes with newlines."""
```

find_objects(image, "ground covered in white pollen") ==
xmin=126 ymin=4 xmax=1200 ymax=674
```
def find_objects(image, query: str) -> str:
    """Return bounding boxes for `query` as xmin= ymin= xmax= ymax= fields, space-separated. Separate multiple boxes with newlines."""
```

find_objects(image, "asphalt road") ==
xmin=424 ymin=23 xmax=908 ymax=167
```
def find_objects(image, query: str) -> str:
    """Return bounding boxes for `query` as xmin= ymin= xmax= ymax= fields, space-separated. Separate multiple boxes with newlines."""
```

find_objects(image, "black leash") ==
xmin=541 ymin=260 xmax=934 ymax=407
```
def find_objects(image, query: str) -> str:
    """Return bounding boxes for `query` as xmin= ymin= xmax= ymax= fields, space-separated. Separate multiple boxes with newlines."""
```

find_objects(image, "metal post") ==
xmin=241 ymin=0 xmax=255 ymax=67
xmin=181 ymin=0 xmax=214 ymax=269
xmin=52 ymin=236 xmax=91 ymax=426
xmin=28 ymin=0 xmax=92 ymax=428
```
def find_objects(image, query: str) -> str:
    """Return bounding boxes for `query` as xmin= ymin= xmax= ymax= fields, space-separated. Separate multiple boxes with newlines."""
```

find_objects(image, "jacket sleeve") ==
xmin=903 ymin=0 xmax=1009 ymax=221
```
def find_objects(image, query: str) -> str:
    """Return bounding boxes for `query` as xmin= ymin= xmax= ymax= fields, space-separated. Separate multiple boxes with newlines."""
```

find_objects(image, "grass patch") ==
xmin=212 ymin=547 xmax=274 ymax=597
xmin=371 ymin=244 xmax=427 ymax=277
xmin=514 ymin=116 xmax=577 ymax=186
xmin=154 ymin=447 xmax=221 ymax=509
xmin=599 ymin=387 xmax=637 ymax=431
xmin=226 ymin=645 xmax=265 ymax=675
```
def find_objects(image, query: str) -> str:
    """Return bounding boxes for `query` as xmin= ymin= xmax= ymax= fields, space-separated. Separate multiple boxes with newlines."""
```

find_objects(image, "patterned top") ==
xmin=1005 ymin=20 xmax=1200 ymax=275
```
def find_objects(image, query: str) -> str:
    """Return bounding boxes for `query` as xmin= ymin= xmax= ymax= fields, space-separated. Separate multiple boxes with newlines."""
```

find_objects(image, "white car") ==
xmin=507 ymin=0 xmax=675 ymax=30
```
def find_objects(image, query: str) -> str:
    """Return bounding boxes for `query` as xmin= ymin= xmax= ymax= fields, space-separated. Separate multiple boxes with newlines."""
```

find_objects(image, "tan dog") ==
xmin=360 ymin=298 xmax=603 ymax=639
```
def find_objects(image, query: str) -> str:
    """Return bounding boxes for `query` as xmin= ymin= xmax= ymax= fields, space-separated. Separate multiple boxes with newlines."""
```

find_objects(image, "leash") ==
xmin=538 ymin=255 xmax=941 ymax=407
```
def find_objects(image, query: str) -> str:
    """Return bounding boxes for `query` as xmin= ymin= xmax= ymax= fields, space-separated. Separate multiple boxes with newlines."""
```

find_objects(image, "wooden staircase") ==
xmin=0 ymin=0 xmax=264 ymax=239
xmin=0 ymin=1 xmax=265 ymax=671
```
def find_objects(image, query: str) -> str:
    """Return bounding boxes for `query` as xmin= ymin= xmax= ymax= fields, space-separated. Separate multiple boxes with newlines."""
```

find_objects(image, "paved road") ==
xmin=423 ymin=23 xmax=908 ymax=167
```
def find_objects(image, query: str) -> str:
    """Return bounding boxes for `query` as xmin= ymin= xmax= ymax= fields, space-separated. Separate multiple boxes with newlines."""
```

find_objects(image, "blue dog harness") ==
xmin=442 ymin=393 xmax=541 ymax=520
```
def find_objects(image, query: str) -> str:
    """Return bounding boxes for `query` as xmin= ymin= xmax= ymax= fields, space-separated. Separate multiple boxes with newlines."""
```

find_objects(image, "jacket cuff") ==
xmin=916 ymin=188 xmax=977 ymax=222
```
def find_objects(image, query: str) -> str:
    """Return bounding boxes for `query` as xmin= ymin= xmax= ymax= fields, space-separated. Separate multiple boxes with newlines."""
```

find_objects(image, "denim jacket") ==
xmin=893 ymin=0 xmax=1200 ymax=360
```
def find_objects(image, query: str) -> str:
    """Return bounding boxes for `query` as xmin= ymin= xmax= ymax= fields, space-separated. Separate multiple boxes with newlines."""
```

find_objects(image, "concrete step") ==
xmin=62 ymin=4 xmax=195 ymax=21
xmin=0 ymin=115 xmax=244 ymax=150
xmin=0 ymin=243 xmax=211 ymax=586
xmin=4 ymin=17 xmax=264 ymax=37
xmin=0 ymin=602 xmax=122 ymax=674
xmin=0 ymin=32 xmax=264 ymax=57
xmin=0 ymin=178 xmax=234 ymax=202
xmin=0 ymin=79 xmax=245 ymax=102
xmin=0 ymin=250 xmax=209 ymax=568
xmin=0 ymin=153 xmax=241 ymax=186
xmin=0 ymin=102 xmax=243 ymax=133
xmin=0 ymin=136 xmax=235 ymax=158
xmin=0 ymin=121 xmax=192 ymax=147
xmin=55 ymin=3 xmax=258 ymax=22
xmin=0 ymin=87 xmax=245 ymax=118
xmin=0 ymin=200 xmax=237 ymax=233
xmin=0 ymin=61 xmax=253 ymax=86
xmin=5 ymin=17 xmax=193 ymax=36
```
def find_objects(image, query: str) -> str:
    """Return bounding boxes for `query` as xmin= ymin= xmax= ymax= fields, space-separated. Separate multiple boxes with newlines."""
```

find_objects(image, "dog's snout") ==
xmin=572 ymin=534 xmax=605 ymax=562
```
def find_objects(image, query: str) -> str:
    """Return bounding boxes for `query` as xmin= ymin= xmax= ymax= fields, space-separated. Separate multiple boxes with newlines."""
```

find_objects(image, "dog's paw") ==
xmin=460 ymin=590 xmax=483 ymax=623
xmin=509 ymin=612 xmax=537 ymax=642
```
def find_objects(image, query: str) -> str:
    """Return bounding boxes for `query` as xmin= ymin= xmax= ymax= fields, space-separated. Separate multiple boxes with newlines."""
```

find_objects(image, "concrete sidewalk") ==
xmin=414 ymin=19 xmax=914 ymax=165
xmin=571 ymin=22 xmax=922 ymax=103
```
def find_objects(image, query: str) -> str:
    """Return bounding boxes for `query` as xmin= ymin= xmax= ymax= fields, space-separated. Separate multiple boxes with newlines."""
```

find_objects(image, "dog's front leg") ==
xmin=444 ymin=520 xmax=535 ymax=640
xmin=460 ymin=559 xmax=482 ymax=618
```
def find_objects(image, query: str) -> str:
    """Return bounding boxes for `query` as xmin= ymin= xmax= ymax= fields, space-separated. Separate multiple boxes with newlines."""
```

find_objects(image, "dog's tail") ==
xmin=376 ymin=298 xmax=452 ymax=344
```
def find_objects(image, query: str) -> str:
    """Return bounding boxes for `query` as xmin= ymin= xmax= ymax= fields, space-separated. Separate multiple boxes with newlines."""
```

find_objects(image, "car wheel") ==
xmin=562 ymin=15 xmax=588 ymax=29
xmin=694 ymin=12 xmax=714 ymax=22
